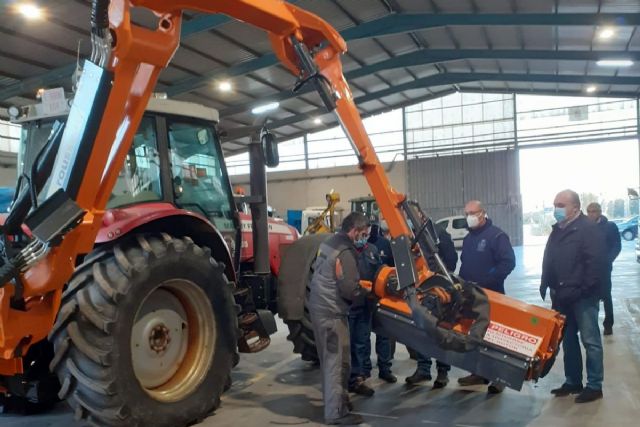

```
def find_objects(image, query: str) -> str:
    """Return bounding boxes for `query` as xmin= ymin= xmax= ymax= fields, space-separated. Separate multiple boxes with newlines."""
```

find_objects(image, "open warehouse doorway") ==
xmin=520 ymin=140 xmax=639 ymax=246
xmin=516 ymin=95 xmax=640 ymax=247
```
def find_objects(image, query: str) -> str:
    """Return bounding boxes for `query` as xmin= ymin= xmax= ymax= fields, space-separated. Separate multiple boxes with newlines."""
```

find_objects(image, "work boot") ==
xmin=405 ymin=370 xmax=431 ymax=385
xmin=488 ymin=382 xmax=505 ymax=394
xmin=575 ymin=388 xmax=603 ymax=403
xmin=379 ymin=371 xmax=397 ymax=383
xmin=348 ymin=377 xmax=374 ymax=397
xmin=327 ymin=413 xmax=364 ymax=425
xmin=550 ymin=383 xmax=583 ymax=397
xmin=433 ymin=371 xmax=449 ymax=389
xmin=603 ymin=326 xmax=613 ymax=336
xmin=457 ymin=374 xmax=488 ymax=386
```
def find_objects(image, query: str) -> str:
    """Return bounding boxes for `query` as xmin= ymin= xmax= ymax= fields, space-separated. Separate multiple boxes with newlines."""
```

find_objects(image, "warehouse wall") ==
xmin=230 ymin=161 xmax=407 ymax=217
xmin=408 ymin=150 xmax=523 ymax=246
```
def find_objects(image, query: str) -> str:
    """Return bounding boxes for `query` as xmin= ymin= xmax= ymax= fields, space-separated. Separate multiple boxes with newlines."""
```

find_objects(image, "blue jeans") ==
xmin=562 ymin=296 xmax=604 ymax=390
xmin=348 ymin=304 xmax=395 ymax=386
xmin=416 ymin=352 xmax=450 ymax=375
xmin=348 ymin=304 xmax=371 ymax=385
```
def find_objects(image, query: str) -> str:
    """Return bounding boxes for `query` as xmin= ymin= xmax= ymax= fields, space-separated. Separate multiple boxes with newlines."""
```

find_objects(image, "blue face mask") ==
xmin=553 ymin=207 xmax=566 ymax=222
xmin=354 ymin=238 xmax=368 ymax=248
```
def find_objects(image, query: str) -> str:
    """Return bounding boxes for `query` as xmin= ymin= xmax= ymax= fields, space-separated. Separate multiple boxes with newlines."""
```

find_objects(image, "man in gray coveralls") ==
xmin=309 ymin=212 xmax=371 ymax=425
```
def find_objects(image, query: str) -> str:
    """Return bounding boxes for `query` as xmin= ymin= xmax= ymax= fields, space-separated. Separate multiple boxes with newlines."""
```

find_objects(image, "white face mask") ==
xmin=466 ymin=214 xmax=480 ymax=229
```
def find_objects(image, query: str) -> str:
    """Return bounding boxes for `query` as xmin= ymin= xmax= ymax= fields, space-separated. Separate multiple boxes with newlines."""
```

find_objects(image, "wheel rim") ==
xmin=131 ymin=279 xmax=216 ymax=403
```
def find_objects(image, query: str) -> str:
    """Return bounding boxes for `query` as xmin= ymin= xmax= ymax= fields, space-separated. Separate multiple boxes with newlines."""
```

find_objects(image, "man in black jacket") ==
xmin=586 ymin=202 xmax=622 ymax=335
xmin=541 ymin=190 xmax=607 ymax=404
xmin=309 ymin=212 xmax=371 ymax=425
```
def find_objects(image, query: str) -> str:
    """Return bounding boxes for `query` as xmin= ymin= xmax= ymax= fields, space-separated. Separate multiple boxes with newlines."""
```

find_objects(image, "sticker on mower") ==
xmin=483 ymin=321 xmax=542 ymax=358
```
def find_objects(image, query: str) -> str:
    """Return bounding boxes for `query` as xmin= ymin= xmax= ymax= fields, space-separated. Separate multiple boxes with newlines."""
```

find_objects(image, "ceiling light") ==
xmin=313 ymin=117 xmax=322 ymax=125
xmin=598 ymin=27 xmax=615 ymax=40
xmin=218 ymin=81 xmax=232 ymax=92
xmin=17 ymin=3 xmax=43 ymax=20
xmin=596 ymin=59 xmax=634 ymax=67
xmin=251 ymin=102 xmax=279 ymax=115
xmin=585 ymin=85 xmax=597 ymax=93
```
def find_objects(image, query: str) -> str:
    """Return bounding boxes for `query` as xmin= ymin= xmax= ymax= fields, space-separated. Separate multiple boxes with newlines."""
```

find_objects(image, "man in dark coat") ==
xmin=457 ymin=200 xmax=516 ymax=393
xmin=308 ymin=212 xmax=371 ymax=425
xmin=541 ymin=190 xmax=607 ymax=404
xmin=586 ymin=202 xmax=621 ymax=335
xmin=405 ymin=224 xmax=457 ymax=388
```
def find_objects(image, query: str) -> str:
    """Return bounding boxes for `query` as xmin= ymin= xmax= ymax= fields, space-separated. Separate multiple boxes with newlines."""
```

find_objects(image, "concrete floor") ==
xmin=3 ymin=240 xmax=640 ymax=426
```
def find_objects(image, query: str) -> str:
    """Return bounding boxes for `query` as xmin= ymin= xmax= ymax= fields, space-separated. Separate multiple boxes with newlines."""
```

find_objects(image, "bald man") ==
xmin=457 ymin=200 xmax=516 ymax=393
xmin=541 ymin=190 xmax=607 ymax=404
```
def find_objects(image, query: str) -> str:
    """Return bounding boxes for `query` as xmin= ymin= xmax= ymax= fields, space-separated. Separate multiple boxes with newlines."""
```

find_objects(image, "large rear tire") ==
xmin=49 ymin=234 xmax=238 ymax=427
xmin=285 ymin=276 xmax=318 ymax=363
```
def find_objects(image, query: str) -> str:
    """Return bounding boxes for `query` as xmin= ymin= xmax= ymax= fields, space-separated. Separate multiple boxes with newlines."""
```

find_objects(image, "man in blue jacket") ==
xmin=586 ymin=202 xmax=621 ymax=335
xmin=541 ymin=190 xmax=606 ymax=403
xmin=457 ymin=200 xmax=516 ymax=393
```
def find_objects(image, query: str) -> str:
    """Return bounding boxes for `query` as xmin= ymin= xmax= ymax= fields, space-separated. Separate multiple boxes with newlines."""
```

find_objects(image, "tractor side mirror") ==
xmin=261 ymin=128 xmax=279 ymax=168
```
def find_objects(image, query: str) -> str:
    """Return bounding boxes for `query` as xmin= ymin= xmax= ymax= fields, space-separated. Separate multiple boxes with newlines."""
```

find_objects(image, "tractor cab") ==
xmin=12 ymin=95 xmax=240 ymax=259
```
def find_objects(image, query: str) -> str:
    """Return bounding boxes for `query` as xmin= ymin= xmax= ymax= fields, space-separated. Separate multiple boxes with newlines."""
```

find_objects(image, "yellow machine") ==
xmin=303 ymin=190 xmax=341 ymax=235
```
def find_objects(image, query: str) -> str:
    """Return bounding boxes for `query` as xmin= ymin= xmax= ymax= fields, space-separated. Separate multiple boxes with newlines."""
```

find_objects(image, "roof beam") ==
xmin=4 ymin=12 xmax=640 ymax=102
xmin=220 ymin=48 xmax=640 ymax=116
xmin=221 ymin=71 xmax=640 ymax=140
xmin=341 ymin=13 xmax=640 ymax=40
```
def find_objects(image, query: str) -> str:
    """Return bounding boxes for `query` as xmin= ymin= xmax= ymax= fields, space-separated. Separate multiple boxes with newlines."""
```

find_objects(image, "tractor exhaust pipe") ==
xmin=248 ymin=140 xmax=269 ymax=275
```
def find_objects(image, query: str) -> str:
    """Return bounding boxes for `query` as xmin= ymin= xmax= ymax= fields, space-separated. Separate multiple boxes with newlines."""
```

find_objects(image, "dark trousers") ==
xmin=602 ymin=267 xmax=614 ymax=328
xmin=348 ymin=304 xmax=395 ymax=386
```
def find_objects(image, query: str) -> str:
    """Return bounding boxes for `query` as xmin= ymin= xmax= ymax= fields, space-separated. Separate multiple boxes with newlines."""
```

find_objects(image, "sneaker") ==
xmin=488 ymin=382 xmax=505 ymax=394
xmin=405 ymin=370 xmax=432 ymax=385
xmin=550 ymin=383 xmax=583 ymax=396
xmin=348 ymin=378 xmax=374 ymax=397
xmin=575 ymin=388 xmax=603 ymax=403
xmin=457 ymin=374 xmax=488 ymax=386
xmin=433 ymin=371 xmax=449 ymax=389
xmin=379 ymin=371 xmax=397 ymax=383
xmin=327 ymin=413 xmax=364 ymax=425
xmin=603 ymin=326 xmax=613 ymax=336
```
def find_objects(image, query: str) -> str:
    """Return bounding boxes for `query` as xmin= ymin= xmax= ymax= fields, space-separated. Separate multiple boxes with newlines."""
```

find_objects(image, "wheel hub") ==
xmin=131 ymin=289 xmax=189 ymax=389
xmin=149 ymin=324 xmax=171 ymax=353
xmin=130 ymin=280 xmax=216 ymax=402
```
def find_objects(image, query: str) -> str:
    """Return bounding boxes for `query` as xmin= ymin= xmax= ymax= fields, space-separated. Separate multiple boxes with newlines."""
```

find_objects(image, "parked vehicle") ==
xmin=0 ymin=187 xmax=14 ymax=212
xmin=435 ymin=215 xmax=468 ymax=249
xmin=613 ymin=215 xmax=638 ymax=241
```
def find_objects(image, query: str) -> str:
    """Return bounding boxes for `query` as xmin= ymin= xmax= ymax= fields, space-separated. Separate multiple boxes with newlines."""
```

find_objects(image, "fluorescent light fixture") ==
xmin=313 ymin=117 xmax=322 ymax=125
xmin=585 ymin=85 xmax=597 ymax=93
xmin=598 ymin=27 xmax=615 ymax=40
xmin=17 ymin=3 xmax=43 ymax=20
xmin=251 ymin=102 xmax=279 ymax=115
xmin=218 ymin=81 xmax=232 ymax=92
xmin=596 ymin=59 xmax=634 ymax=67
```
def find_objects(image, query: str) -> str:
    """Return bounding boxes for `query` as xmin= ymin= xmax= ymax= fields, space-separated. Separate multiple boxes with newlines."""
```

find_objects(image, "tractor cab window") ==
xmin=168 ymin=120 xmax=235 ymax=232
xmin=107 ymin=117 xmax=162 ymax=208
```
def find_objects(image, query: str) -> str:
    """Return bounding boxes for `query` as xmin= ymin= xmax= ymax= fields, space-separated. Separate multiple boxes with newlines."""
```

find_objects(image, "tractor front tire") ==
xmin=49 ymin=234 xmax=238 ymax=427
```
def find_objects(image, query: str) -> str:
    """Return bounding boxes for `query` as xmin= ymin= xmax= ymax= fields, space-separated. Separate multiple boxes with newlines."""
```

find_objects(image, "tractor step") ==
xmin=237 ymin=310 xmax=276 ymax=353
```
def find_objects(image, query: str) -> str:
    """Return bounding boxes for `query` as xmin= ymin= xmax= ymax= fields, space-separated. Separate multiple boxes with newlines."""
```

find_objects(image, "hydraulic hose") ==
xmin=3 ymin=122 xmax=65 ymax=236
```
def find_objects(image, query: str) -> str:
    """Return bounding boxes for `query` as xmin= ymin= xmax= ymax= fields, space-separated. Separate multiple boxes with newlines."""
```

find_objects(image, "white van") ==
xmin=435 ymin=215 xmax=468 ymax=249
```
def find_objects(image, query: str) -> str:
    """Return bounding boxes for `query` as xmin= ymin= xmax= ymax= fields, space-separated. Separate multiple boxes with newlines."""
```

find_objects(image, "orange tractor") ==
xmin=0 ymin=1 xmax=564 ymax=426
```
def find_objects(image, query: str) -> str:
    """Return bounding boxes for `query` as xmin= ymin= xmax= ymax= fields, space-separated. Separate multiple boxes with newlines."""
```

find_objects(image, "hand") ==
xmin=539 ymin=284 xmax=547 ymax=301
